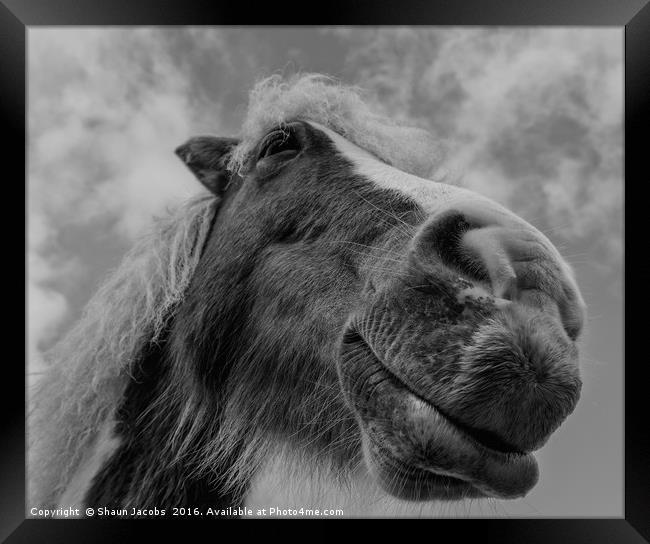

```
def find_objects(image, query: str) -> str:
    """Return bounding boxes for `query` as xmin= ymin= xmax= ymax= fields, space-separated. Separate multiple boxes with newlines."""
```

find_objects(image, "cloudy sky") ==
xmin=28 ymin=27 xmax=623 ymax=516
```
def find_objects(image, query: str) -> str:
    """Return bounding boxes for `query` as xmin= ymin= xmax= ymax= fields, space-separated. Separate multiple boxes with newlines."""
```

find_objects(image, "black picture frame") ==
xmin=3 ymin=0 xmax=647 ymax=540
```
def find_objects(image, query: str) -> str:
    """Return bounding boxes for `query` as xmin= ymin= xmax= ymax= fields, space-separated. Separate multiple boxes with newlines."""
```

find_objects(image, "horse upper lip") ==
xmin=356 ymin=329 xmax=526 ymax=455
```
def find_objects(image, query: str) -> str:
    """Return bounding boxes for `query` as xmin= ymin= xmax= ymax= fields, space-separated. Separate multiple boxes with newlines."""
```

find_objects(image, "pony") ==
xmin=29 ymin=74 xmax=585 ymax=517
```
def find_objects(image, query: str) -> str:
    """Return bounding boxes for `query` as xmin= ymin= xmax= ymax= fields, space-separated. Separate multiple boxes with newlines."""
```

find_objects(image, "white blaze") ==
xmin=308 ymin=122 xmax=515 ymax=221
xmin=308 ymin=121 xmax=582 ymax=305
xmin=310 ymin=122 xmax=573 ymax=257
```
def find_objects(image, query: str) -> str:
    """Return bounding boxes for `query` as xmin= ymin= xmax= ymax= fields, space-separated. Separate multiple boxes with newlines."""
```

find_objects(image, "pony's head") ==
xmin=172 ymin=75 xmax=584 ymax=501
xmin=31 ymin=74 xmax=585 ymax=510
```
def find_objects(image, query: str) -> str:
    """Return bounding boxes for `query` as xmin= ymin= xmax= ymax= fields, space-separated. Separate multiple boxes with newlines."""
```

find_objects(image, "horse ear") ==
xmin=175 ymin=136 xmax=240 ymax=196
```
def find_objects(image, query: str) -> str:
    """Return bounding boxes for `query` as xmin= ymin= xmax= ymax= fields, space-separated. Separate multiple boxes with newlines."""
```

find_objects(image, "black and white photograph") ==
xmin=25 ymin=26 xmax=625 ymax=520
xmin=1 ymin=1 xmax=640 ymax=530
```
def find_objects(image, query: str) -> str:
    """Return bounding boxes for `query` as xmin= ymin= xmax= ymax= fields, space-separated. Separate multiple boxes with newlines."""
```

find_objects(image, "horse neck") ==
xmin=71 ymin=338 xmax=245 ymax=513
xmin=64 ymin=326 xmax=359 ymax=514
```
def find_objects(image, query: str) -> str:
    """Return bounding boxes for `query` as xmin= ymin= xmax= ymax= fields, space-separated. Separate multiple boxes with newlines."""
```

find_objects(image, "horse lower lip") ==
xmin=344 ymin=331 xmax=539 ymax=498
xmin=379 ymin=362 xmax=526 ymax=455
xmin=364 ymin=436 xmax=485 ymax=500
xmin=374 ymin=388 xmax=539 ymax=499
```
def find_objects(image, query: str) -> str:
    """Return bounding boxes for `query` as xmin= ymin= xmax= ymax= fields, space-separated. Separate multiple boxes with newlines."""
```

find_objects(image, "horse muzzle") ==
xmin=337 ymin=197 xmax=585 ymax=500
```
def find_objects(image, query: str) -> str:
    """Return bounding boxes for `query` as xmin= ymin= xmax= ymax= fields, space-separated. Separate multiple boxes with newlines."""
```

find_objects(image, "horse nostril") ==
xmin=411 ymin=208 xmax=584 ymax=341
xmin=460 ymin=227 xmax=519 ymax=300
xmin=460 ymin=223 xmax=586 ymax=341
xmin=411 ymin=211 xmax=492 ymax=286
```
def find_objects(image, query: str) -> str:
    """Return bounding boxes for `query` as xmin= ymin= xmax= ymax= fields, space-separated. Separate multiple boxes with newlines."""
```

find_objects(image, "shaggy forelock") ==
xmin=228 ymin=73 xmax=446 ymax=180
xmin=29 ymin=194 xmax=218 ymax=507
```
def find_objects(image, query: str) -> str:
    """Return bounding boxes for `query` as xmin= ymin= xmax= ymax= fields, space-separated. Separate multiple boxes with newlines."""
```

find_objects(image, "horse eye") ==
xmin=258 ymin=129 xmax=300 ymax=160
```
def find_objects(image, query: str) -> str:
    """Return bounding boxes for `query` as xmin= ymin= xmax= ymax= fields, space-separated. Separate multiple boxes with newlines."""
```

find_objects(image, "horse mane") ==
xmin=28 ymin=194 xmax=218 ymax=507
xmin=228 ymin=73 xmax=446 ymax=180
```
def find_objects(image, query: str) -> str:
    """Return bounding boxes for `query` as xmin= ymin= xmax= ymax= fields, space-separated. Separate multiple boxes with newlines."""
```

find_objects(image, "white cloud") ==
xmin=29 ymin=29 xmax=205 ymax=234
xmin=28 ymin=28 xmax=224 ymax=375
xmin=332 ymin=28 xmax=623 ymax=269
